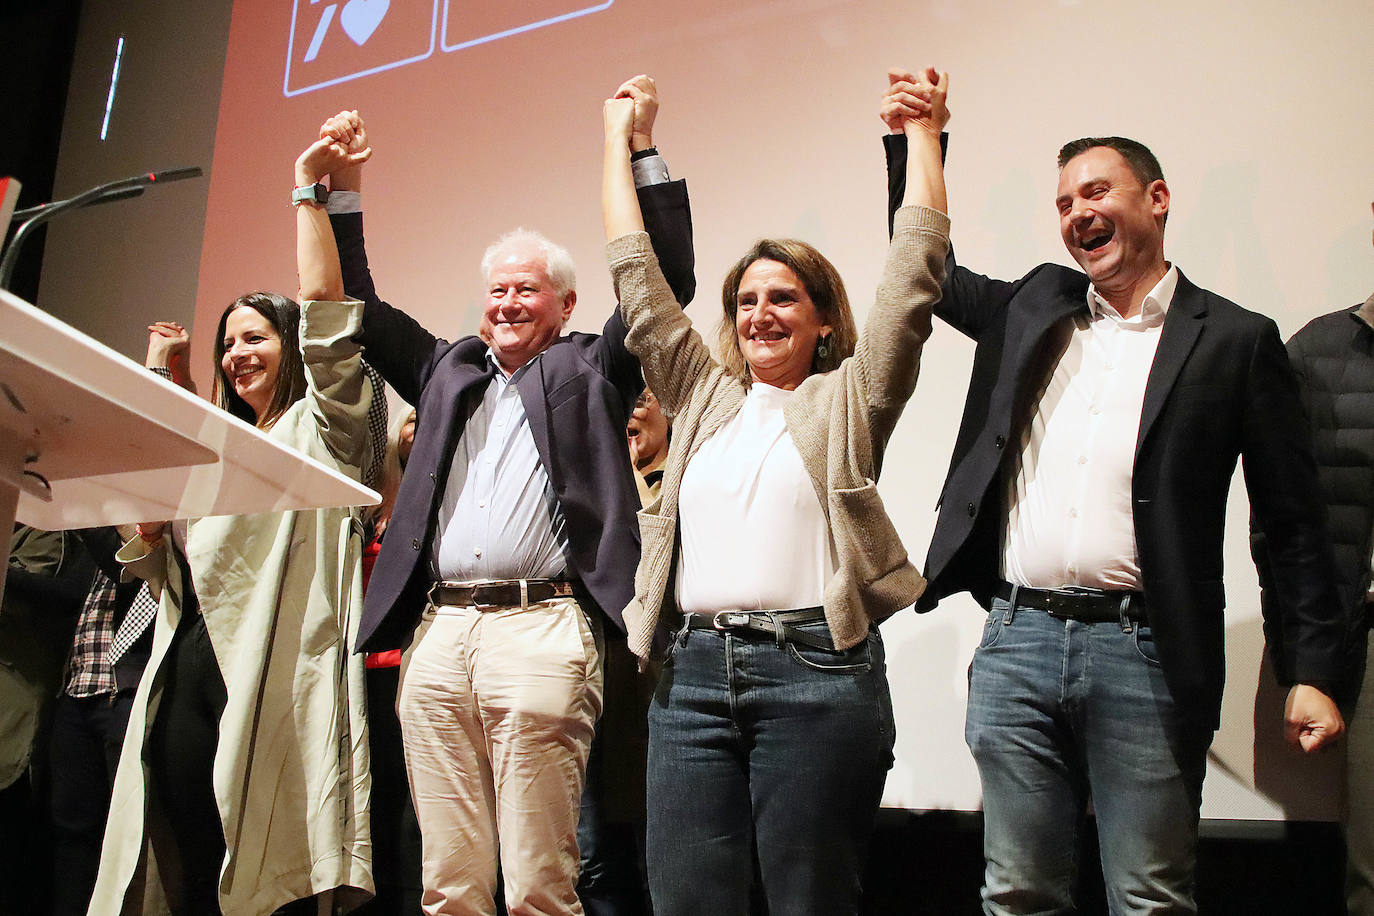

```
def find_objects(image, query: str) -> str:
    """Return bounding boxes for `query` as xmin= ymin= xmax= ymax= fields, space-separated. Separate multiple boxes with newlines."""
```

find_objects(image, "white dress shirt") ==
xmin=675 ymin=382 xmax=834 ymax=613
xmin=434 ymin=353 xmax=568 ymax=581
xmin=1002 ymin=267 xmax=1179 ymax=590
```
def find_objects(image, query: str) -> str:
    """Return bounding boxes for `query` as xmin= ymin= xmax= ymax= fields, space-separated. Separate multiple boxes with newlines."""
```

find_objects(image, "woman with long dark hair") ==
xmin=91 ymin=135 xmax=378 ymax=915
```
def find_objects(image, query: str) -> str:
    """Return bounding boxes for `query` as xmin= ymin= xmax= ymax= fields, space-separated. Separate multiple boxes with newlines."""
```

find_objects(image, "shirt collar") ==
xmin=485 ymin=347 xmax=541 ymax=383
xmin=1087 ymin=264 xmax=1178 ymax=326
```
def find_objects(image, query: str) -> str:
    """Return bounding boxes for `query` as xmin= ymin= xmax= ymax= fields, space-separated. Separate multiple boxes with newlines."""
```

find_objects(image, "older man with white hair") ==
xmin=312 ymin=76 xmax=694 ymax=915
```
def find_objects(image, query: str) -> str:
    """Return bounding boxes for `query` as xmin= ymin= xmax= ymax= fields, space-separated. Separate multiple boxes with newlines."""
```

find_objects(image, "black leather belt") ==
xmin=675 ymin=608 xmax=837 ymax=652
xmin=428 ymin=578 xmax=576 ymax=609
xmin=995 ymin=581 xmax=1146 ymax=624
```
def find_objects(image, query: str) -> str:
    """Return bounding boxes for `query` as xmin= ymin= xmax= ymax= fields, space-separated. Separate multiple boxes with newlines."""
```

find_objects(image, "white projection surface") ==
xmin=46 ymin=0 xmax=1374 ymax=821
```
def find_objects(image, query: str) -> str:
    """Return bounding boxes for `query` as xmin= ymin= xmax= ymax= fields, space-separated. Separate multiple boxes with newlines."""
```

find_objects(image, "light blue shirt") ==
xmin=433 ymin=352 xmax=569 ymax=581
xmin=327 ymin=153 xmax=674 ymax=583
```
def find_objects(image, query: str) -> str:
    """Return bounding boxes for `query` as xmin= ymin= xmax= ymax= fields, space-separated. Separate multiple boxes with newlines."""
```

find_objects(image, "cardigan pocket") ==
xmin=830 ymin=481 xmax=909 ymax=585
xmin=634 ymin=511 xmax=677 ymax=606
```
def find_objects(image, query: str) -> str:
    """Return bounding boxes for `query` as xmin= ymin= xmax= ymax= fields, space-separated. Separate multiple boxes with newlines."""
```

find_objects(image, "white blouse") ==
xmin=675 ymin=381 xmax=835 ymax=613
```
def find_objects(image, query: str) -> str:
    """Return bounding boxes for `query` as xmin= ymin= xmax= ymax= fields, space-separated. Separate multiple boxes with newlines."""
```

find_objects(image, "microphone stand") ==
xmin=0 ymin=166 xmax=203 ymax=291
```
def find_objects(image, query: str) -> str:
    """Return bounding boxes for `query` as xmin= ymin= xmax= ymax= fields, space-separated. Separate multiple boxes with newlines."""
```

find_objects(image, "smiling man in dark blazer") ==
xmin=884 ymin=68 xmax=1346 ymax=914
xmin=312 ymin=77 xmax=693 ymax=914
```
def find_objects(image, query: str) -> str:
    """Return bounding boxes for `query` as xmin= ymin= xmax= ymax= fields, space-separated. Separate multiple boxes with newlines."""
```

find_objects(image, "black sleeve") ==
xmin=330 ymin=210 xmax=441 ymax=406
xmin=883 ymin=132 xmax=1020 ymax=342
xmin=640 ymin=179 xmax=696 ymax=308
xmin=884 ymin=132 xmax=948 ymax=238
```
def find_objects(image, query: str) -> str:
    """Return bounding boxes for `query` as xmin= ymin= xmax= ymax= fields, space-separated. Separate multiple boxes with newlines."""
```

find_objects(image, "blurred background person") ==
xmin=577 ymin=384 xmax=670 ymax=916
xmin=356 ymin=404 xmax=423 ymax=916
xmin=47 ymin=322 xmax=195 ymax=915
xmin=0 ymin=524 xmax=94 ymax=916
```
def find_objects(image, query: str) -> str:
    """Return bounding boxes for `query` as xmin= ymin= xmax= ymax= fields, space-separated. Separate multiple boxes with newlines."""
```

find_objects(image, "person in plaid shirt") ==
xmin=46 ymin=321 xmax=191 ymax=914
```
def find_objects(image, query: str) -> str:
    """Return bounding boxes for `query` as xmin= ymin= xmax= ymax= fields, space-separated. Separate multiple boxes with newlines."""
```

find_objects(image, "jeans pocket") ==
xmin=976 ymin=610 xmax=1005 ymax=650
xmin=785 ymin=632 xmax=873 ymax=674
xmin=1133 ymin=624 xmax=1163 ymax=667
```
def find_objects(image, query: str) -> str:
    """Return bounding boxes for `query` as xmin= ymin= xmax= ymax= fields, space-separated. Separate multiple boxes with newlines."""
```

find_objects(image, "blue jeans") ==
xmin=645 ymin=620 xmax=895 ymax=916
xmin=965 ymin=597 xmax=1214 ymax=915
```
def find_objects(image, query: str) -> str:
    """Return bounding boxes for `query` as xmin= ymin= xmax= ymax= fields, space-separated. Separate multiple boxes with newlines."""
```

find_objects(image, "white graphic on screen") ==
xmin=284 ymin=0 xmax=614 ymax=97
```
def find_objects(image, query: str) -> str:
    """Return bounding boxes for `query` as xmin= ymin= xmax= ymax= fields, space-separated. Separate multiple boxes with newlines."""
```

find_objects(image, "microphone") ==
xmin=11 ymin=186 xmax=146 ymax=222
xmin=0 ymin=166 xmax=204 ymax=291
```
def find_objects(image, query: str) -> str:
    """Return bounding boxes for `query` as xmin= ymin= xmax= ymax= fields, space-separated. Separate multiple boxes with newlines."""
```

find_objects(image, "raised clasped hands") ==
xmin=296 ymin=109 xmax=372 ymax=189
xmin=318 ymin=109 xmax=369 ymax=192
xmin=616 ymin=74 xmax=659 ymax=152
xmin=603 ymin=74 xmax=659 ymax=153
xmin=882 ymin=66 xmax=951 ymax=138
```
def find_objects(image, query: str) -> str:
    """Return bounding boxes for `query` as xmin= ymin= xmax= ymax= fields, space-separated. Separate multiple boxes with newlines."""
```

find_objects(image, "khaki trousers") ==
xmin=398 ymin=596 xmax=603 ymax=916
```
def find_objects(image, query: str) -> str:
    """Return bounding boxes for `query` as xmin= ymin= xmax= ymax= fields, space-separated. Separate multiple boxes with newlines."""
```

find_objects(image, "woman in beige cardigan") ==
xmin=600 ymin=74 xmax=951 ymax=914
xmin=91 ymin=135 xmax=377 ymax=916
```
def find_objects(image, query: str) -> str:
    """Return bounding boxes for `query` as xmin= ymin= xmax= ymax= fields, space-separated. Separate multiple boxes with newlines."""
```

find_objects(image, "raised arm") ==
xmin=883 ymin=66 xmax=949 ymax=215
xmin=597 ymin=77 xmax=703 ymax=400
xmin=293 ymin=127 xmax=378 ymax=472
xmin=318 ymin=111 xmax=444 ymax=406
xmin=881 ymin=69 xmax=1018 ymax=341
xmin=295 ymin=129 xmax=370 ymax=302
xmin=857 ymin=67 xmax=952 ymax=449
xmin=145 ymin=321 xmax=196 ymax=393
xmin=603 ymin=95 xmax=644 ymax=241
xmin=604 ymin=90 xmax=714 ymax=416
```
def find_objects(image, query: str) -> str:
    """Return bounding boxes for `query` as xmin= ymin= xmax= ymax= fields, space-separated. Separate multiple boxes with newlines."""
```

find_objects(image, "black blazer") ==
xmin=886 ymin=136 xmax=1343 ymax=726
xmin=333 ymin=180 xmax=695 ymax=653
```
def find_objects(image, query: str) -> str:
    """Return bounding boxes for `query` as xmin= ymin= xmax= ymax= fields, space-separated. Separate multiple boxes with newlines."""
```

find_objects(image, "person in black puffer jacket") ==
xmin=1252 ymin=204 xmax=1374 ymax=915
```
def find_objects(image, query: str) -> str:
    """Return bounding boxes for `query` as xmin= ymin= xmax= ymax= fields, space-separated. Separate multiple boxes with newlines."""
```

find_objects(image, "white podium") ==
xmin=1 ymin=288 xmax=379 ymax=604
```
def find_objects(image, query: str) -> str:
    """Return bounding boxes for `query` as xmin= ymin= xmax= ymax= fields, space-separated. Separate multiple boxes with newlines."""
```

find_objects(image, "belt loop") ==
xmin=765 ymin=611 xmax=785 ymax=649
xmin=675 ymin=615 xmax=691 ymax=647
xmin=1004 ymin=585 xmax=1018 ymax=624
xmin=519 ymin=579 xmax=529 ymax=609
xmin=1118 ymin=595 xmax=1133 ymax=633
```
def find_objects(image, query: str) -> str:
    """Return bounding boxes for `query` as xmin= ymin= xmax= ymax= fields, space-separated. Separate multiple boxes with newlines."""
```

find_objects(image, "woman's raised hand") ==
xmin=145 ymin=320 xmax=189 ymax=367
xmin=881 ymin=66 xmax=951 ymax=137
xmin=295 ymin=135 xmax=371 ymax=190
xmin=604 ymin=95 xmax=636 ymax=148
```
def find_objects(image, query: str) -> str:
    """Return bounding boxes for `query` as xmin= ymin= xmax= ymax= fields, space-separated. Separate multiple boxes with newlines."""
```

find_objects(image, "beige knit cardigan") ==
xmin=607 ymin=205 xmax=951 ymax=661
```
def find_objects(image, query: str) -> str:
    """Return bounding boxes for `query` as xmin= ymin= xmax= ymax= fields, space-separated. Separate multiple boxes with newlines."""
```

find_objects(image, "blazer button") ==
xmin=967 ymin=503 xmax=976 ymax=517
xmin=411 ymin=538 xmax=421 ymax=550
xmin=994 ymin=435 xmax=1005 ymax=449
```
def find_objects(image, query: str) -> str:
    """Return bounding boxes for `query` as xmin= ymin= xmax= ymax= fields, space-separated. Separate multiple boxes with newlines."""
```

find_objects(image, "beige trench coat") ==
xmin=91 ymin=299 xmax=376 ymax=916
xmin=606 ymin=205 xmax=951 ymax=661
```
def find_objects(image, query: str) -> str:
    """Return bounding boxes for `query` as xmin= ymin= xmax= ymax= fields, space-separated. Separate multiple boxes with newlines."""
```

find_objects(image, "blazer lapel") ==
xmin=516 ymin=357 xmax=556 ymax=485
xmin=1003 ymin=288 xmax=1085 ymax=423
xmin=1135 ymin=270 xmax=1207 ymax=462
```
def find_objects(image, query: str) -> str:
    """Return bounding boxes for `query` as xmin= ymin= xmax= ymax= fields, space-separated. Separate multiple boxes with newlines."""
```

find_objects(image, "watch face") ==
xmin=293 ymin=183 xmax=328 ymax=204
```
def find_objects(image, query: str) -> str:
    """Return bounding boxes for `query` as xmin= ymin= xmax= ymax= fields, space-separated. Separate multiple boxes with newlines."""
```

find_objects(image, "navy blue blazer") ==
xmin=885 ymin=136 xmax=1343 ymax=726
xmin=333 ymin=180 xmax=695 ymax=652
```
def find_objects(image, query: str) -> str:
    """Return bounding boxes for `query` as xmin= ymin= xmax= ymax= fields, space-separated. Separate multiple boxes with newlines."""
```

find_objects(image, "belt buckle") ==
xmin=470 ymin=583 xmax=506 ymax=609
xmin=1043 ymin=593 xmax=1073 ymax=619
xmin=712 ymin=611 xmax=750 ymax=630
